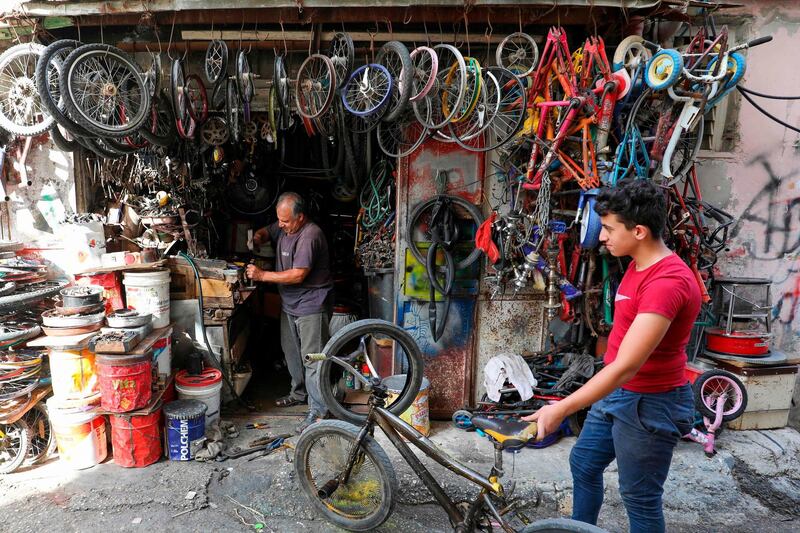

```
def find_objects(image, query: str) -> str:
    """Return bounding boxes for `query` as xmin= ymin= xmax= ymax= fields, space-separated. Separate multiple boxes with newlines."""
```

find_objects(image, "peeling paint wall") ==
xmin=703 ymin=1 xmax=800 ymax=426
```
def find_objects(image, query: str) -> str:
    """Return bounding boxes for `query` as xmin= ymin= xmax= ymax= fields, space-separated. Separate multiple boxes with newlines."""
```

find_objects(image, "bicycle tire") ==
xmin=184 ymin=74 xmax=208 ymax=124
xmin=406 ymin=195 xmax=485 ymax=270
xmin=0 ymin=418 xmax=30 ymax=474
xmin=0 ymin=43 xmax=54 ymax=137
xmin=49 ymin=124 xmax=80 ymax=152
xmin=413 ymin=44 xmax=467 ymax=130
xmin=236 ymin=50 xmax=255 ymax=105
xmin=274 ymin=54 xmax=291 ymax=128
xmin=144 ymin=52 xmax=161 ymax=99
xmin=0 ymin=280 xmax=68 ymax=310
xmin=645 ymin=49 xmax=683 ymax=91
xmin=35 ymin=39 xmax=91 ymax=138
xmin=409 ymin=46 xmax=438 ymax=102
xmin=519 ymin=518 xmax=609 ymax=532
xmin=295 ymin=54 xmax=336 ymax=120
xmin=23 ymin=402 xmax=56 ymax=466
xmin=205 ymin=40 xmax=228 ymax=86
xmin=329 ymin=32 xmax=355 ymax=90
xmin=341 ymin=64 xmax=393 ymax=117
xmin=693 ymin=369 xmax=748 ymax=422
xmin=139 ymin=93 xmax=177 ymax=147
xmin=62 ymin=44 xmax=150 ymax=138
xmin=376 ymin=41 xmax=413 ymax=123
xmin=496 ymin=32 xmax=539 ymax=77
xmin=319 ymin=319 xmax=424 ymax=426
xmin=226 ymin=78 xmax=241 ymax=143
xmin=295 ymin=419 xmax=397 ymax=531
xmin=612 ymin=35 xmax=652 ymax=74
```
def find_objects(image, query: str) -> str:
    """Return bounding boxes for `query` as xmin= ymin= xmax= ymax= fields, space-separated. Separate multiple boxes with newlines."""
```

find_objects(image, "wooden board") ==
xmin=129 ymin=325 xmax=173 ymax=356
xmin=74 ymin=260 xmax=166 ymax=275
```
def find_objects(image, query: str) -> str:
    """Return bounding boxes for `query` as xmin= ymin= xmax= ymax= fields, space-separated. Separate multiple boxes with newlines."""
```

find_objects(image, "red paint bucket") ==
xmin=96 ymin=353 xmax=153 ymax=413
xmin=75 ymin=271 xmax=125 ymax=313
xmin=109 ymin=409 xmax=162 ymax=468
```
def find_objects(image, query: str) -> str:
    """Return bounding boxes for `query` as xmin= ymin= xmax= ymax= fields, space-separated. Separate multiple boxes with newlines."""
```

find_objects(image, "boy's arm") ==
xmin=523 ymin=312 xmax=672 ymax=439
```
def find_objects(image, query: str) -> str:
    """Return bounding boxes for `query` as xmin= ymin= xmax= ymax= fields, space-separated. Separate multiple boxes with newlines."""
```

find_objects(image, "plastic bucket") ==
xmin=164 ymin=400 xmax=207 ymax=461
xmin=383 ymin=375 xmax=431 ymax=437
xmin=123 ymin=268 xmax=171 ymax=328
xmin=47 ymin=397 xmax=107 ymax=470
xmin=49 ymin=347 xmax=99 ymax=401
xmin=96 ymin=353 xmax=153 ymax=413
xmin=110 ymin=409 xmax=162 ymax=468
xmin=175 ymin=369 xmax=223 ymax=428
xmin=151 ymin=329 xmax=172 ymax=381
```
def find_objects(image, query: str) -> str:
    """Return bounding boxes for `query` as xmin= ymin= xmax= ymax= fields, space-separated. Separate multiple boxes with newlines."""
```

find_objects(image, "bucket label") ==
xmin=167 ymin=416 xmax=205 ymax=461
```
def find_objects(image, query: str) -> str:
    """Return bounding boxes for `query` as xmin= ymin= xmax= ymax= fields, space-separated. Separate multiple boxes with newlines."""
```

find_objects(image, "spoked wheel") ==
xmin=143 ymin=52 xmax=161 ymax=99
xmin=273 ymin=54 xmax=292 ymax=130
xmin=0 ymin=418 xmax=30 ymax=474
xmin=226 ymin=78 xmax=241 ymax=143
xmin=23 ymin=402 xmax=56 ymax=466
xmin=452 ymin=67 xmax=527 ymax=153
xmin=341 ymin=64 xmax=393 ymax=118
xmin=442 ymin=67 xmax=499 ymax=145
xmin=35 ymin=39 xmax=90 ymax=137
xmin=318 ymin=319 xmax=424 ymax=426
xmin=329 ymin=32 xmax=355 ymax=90
xmin=376 ymin=104 xmax=429 ymax=158
xmin=184 ymin=74 xmax=208 ymax=125
xmin=446 ymin=56 xmax=482 ymax=124
xmin=296 ymin=54 xmax=336 ymax=120
xmin=295 ymin=420 xmax=397 ymax=532
xmin=409 ymin=46 xmax=439 ymax=103
xmin=693 ymin=369 xmax=748 ymax=422
xmin=236 ymin=50 xmax=255 ymax=123
xmin=375 ymin=41 xmax=413 ymax=123
xmin=170 ymin=58 xmax=194 ymax=138
xmin=613 ymin=35 xmax=652 ymax=80
xmin=205 ymin=40 xmax=228 ymax=87
xmin=139 ymin=92 xmax=177 ymax=147
xmin=62 ymin=44 xmax=150 ymax=138
xmin=413 ymin=44 xmax=466 ymax=130
xmin=0 ymin=42 xmax=55 ymax=137
xmin=496 ymin=32 xmax=540 ymax=77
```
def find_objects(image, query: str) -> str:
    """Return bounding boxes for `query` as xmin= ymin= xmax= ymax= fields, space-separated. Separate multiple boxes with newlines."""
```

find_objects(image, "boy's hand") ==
xmin=522 ymin=402 xmax=568 ymax=441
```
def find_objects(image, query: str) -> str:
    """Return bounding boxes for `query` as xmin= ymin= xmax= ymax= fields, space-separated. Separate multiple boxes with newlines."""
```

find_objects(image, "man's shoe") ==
xmin=276 ymin=395 xmax=306 ymax=408
xmin=295 ymin=412 xmax=323 ymax=435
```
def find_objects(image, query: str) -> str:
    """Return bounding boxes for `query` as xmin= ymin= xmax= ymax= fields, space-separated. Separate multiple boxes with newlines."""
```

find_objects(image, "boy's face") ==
xmin=599 ymin=213 xmax=650 ymax=257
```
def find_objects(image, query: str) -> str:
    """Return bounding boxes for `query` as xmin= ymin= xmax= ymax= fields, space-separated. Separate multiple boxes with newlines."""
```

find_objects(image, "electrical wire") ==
xmin=736 ymin=86 xmax=800 ymax=134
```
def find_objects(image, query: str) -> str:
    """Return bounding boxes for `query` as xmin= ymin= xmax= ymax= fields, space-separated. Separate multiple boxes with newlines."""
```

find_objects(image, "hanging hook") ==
xmin=384 ymin=18 xmax=393 ymax=40
xmin=239 ymin=12 xmax=245 ymax=52
xmin=249 ymin=21 xmax=256 ymax=53
xmin=423 ymin=20 xmax=431 ymax=47
xmin=279 ymin=18 xmax=288 ymax=56
xmin=76 ymin=17 xmax=81 ymax=42
xmin=518 ymin=6 xmax=523 ymax=34
xmin=166 ymin=11 xmax=176 ymax=60
xmin=403 ymin=7 xmax=412 ymax=25
xmin=484 ymin=14 xmax=493 ymax=66
xmin=463 ymin=11 xmax=470 ymax=58
xmin=100 ymin=14 xmax=105 ymax=44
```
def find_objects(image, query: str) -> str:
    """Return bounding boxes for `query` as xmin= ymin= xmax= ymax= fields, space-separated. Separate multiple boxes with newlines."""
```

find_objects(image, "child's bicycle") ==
xmin=296 ymin=319 xmax=605 ymax=532
xmin=682 ymin=364 xmax=748 ymax=457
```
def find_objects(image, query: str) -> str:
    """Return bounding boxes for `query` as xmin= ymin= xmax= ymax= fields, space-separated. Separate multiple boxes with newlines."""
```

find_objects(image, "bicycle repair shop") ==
xmin=0 ymin=0 xmax=799 ymax=473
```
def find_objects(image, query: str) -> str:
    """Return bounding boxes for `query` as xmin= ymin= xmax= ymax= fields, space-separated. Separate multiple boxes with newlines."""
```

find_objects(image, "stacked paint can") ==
xmin=175 ymin=368 xmax=223 ymax=429
xmin=163 ymin=400 xmax=207 ymax=461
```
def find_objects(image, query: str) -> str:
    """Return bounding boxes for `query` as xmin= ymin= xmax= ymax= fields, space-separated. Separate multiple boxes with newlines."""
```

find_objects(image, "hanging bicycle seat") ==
xmin=471 ymin=416 xmax=538 ymax=450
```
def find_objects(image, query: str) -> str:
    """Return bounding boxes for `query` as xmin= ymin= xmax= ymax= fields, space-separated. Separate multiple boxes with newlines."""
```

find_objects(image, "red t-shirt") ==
xmin=603 ymin=253 xmax=702 ymax=393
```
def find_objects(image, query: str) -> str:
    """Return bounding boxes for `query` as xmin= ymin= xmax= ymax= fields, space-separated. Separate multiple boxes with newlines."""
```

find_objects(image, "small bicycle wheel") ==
xmin=0 ymin=42 xmax=54 ymax=137
xmin=452 ymin=409 xmax=474 ymax=430
xmin=693 ymin=369 xmax=748 ymax=422
xmin=170 ymin=58 xmax=190 ymax=124
xmin=205 ymin=40 xmax=228 ymax=86
xmin=341 ymin=64 xmax=392 ymax=117
xmin=413 ymin=44 xmax=466 ymax=130
xmin=496 ymin=32 xmax=539 ymax=77
xmin=645 ymin=49 xmax=684 ymax=91
xmin=375 ymin=41 xmax=413 ymax=123
xmin=613 ymin=35 xmax=652 ymax=77
xmin=296 ymin=54 xmax=336 ymax=119
xmin=62 ymin=43 xmax=150 ymax=138
xmin=319 ymin=319 xmax=424 ymax=426
xmin=444 ymin=67 xmax=500 ymax=145
xmin=0 ymin=418 xmax=30 ymax=474
xmin=409 ymin=46 xmax=438 ymax=102
xmin=446 ymin=57 xmax=483 ymax=124
xmin=23 ymin=402 xmax=56 ymax=466
xmin=329 ymin=32 xmax=355 ymax=90
xmin=376 ymin=104 xmax=429 ymax=158
xmin=295 ymin=420 xmax=397 ymax=531
xmin=406 ymin=195 xmax=485 ymax=270
xmin=184 ymin=74 xmax=208 ymax=124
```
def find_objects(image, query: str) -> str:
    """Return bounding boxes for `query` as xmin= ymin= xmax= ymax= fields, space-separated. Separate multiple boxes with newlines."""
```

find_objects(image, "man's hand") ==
xmin=252 ymin=227 xmax=269 ymax=247
xmin=246 ymin=264 xmax=265 ymax=282
xmin=522 ymin=402 xmax=568 ymax=442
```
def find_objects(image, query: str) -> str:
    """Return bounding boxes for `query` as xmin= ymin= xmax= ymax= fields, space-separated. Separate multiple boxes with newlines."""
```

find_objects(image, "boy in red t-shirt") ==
xmin=523 ymin=179 xmax=701 ymax=533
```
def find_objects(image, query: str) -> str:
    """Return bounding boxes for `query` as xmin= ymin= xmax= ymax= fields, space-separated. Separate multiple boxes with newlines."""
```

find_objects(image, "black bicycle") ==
xmin=296 ymin=319 xmax=606 ymax=532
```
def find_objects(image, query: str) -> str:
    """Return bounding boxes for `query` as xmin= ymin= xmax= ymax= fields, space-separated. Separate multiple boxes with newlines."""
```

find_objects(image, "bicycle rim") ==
xmin=24 ymin=402 xmax=54 ymax=465
xmin=0 ymin=419 xmax=29 ymax=474
xmin=0 ymin=43 xmax=54 ymax=137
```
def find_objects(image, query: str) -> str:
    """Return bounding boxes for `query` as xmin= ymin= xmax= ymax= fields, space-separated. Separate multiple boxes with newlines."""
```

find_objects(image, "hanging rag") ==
xmin=475 ymin=212 xmax=500 ymax=264
xmin=483 ymin=353 xmax=537 ymax=403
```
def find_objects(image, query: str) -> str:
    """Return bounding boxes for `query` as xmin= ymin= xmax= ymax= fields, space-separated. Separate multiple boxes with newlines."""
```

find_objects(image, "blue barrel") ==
xmin=163 ymin=400 xmax=207 ymax=461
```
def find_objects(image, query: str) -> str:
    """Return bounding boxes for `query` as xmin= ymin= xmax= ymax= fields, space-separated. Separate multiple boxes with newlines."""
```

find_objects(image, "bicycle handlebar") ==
xmin=642 ymin=39 xmax=659 ymax=52
xmin=746 ymin=35 xmax=773 ymax=48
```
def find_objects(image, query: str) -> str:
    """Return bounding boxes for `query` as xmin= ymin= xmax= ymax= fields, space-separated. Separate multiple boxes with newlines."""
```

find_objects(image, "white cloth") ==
xmin=483 ymin=353 xmax=537 ymax=402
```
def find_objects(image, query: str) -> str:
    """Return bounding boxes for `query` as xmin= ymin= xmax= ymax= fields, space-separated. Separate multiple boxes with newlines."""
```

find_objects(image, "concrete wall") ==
xmin=699 ymin=1 xmax=800 ymax=426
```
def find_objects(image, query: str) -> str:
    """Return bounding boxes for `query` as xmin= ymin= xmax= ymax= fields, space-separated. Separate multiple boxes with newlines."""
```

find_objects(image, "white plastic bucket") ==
xmin=176 ymin=376 xmax=223 ymax=428
xmin=46 ymin=397 xmax=107 ymax=470
xmin=123 ymin=268 xmax=171 ymax=328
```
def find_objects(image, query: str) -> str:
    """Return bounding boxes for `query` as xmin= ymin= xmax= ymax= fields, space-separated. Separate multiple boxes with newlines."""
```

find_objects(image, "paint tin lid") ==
xmin=163 ymin=399 xmax=207 ymax=420
xmin=95 ymin=352 xmax=151 ymax=366
xmin=176 ymin=368 xmax=222 ymax=388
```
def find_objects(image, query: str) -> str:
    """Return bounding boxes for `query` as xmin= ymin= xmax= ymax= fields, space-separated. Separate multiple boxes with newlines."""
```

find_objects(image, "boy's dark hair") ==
xmin=594 ymin=178 xmax=667 ymax=239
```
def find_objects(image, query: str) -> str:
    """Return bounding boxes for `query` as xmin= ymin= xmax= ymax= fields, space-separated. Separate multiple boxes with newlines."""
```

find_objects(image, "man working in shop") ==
xmin=523 ymin=179 xmax=701 ymax=533
xmin=246 ymin=191 xmax=334 ymax=434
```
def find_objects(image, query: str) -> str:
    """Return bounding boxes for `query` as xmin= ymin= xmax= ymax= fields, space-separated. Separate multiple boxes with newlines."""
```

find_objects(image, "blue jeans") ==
xmin=570 ymin=385 xmax=694 ymax=533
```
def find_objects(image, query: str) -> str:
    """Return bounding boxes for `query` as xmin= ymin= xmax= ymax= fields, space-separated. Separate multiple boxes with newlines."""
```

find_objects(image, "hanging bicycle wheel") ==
xmin=375 ymin=41 xmax=413 ymax=123
xmin=295 ymin=54 xmax=336 ymax=120
xmin=406 ymin=195 xmax=485 ymax=270
xmin=62 ymin=44 xmax=150 ymax=138
xmin=23 ymin=402 xmax=55 ymax=466
xmin=144 ymin=52 xmax=161 ymax=99
xmin=236 ymin=50 xmax=255 ymax=123
xmin=496 ymin=32 xmax=539 ymax=77
xmin=446 ymin=56 xmax=482 ymax=124
xmin=441 ymin=67 xmax=499 ymax=145
xmin=409 ymin=46 xmax=438 ymax=102
xmin=329 ymin=32 xmax=355 ymax=90
xmin=0 ymin=42 xmax=54 ymax=137
xmin=452 ymin=67 xmax=527 ymax=153
xmin=200 ymin=116 xmax=229 ymax=146
xmin=0 ymin=418 xmax=30 ymax=474
xmin=341 ymin=64 xmax=392 ymax=118
xmin=274 ymin=53 xmax=291 ymax=127
xmin=139 ymin=92 xmax=177 ymax=147
xmin=377 ymin=104 xmax=429 ymax=158
xmin=413 ymin=44 xmax=466 ymax=130
xmin=205 ymin=40 xmax=228 ymax=86
xmin=170 ymin=58 xmax=189 ymax=124
xmin=184 ymin=74 xmax=208 ymax=124
xmin=35 ymin=39 xmax=90 ymax=137
xmin=295 ymin=420 xmax=397 ymax=531
xmin=318 ymin=319 xmax=424 ymax=426
xmin=226 ymin=78 xmax=241 ymax=143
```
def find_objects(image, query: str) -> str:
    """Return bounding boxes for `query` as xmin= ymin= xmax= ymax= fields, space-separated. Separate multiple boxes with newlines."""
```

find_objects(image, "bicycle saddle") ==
xmin=471 ymin=417 xmax=538 ymax=450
